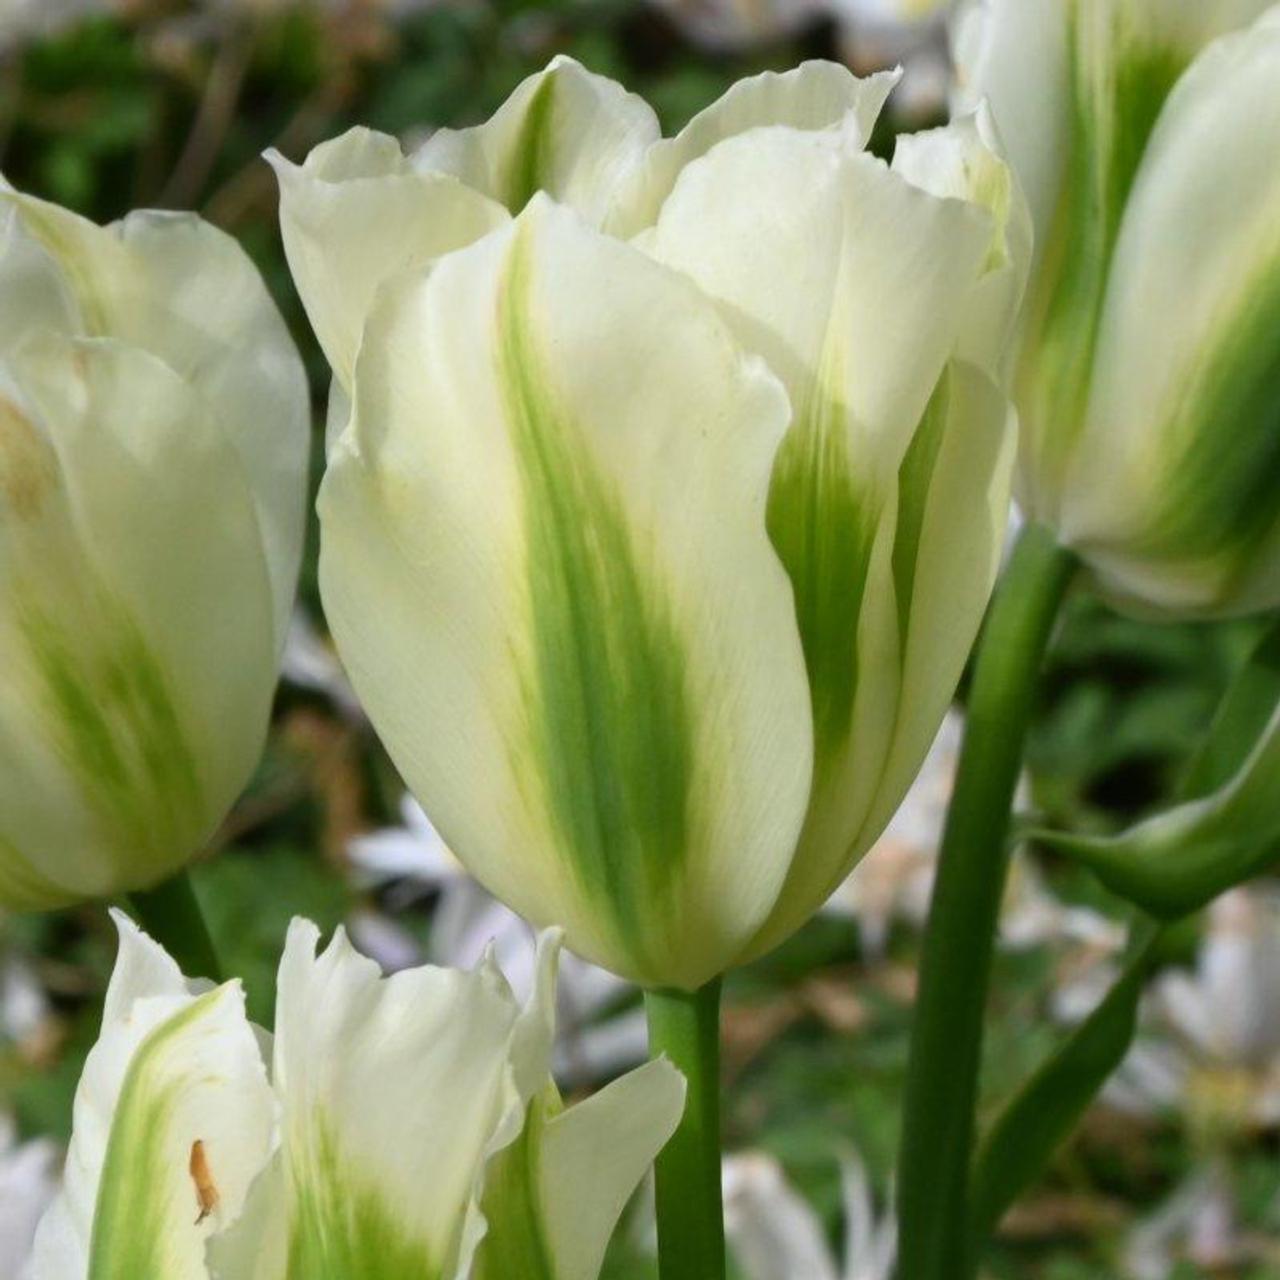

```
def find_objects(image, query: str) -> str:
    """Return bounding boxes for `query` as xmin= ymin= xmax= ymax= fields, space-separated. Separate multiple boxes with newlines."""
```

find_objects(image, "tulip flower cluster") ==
xmin=7 ymin=4 xmax=1280 ymax=1277
xmin=32 ymin=915 xmax=682 ymax=1280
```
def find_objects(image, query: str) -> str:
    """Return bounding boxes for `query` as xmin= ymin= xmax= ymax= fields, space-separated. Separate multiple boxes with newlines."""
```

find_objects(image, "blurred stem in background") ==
xmin=645 ymin=980 xmax=726 ymax=1280
xmin=897 ymin=523 xmax=1078 ymax=1280
xmin=127 ymin=868 xmax=222 ymax=982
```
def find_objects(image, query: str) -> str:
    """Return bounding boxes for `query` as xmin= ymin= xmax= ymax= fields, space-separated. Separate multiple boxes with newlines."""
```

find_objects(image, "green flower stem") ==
xmin=645 ymin=980 xmax=725 ymax=1280
xmin=127 ymin=867 xmax=222 ymax=982
xmin=897 ymin=522 xmax=1077 ymax=1280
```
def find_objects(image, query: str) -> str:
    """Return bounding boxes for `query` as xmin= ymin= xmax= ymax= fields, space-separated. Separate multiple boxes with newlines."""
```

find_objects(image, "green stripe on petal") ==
xmin=284 ymin=1116 xmax=441 ymax=1280
xmin=471 ymin=1094 xmax=558 ymax=1280
xmin=1016 ymin=2 xmax=1186 ymax=513
xmin=766 ymin=354 xmax=876 ymax=767
xmin=321 ymin=197 xmax=810 ymax=988
xmin=500 ymin=230 xmax=694 ymax=967
xmin=88 ymin=983 xmax=272 ymax=1280
xmin=20 ymin=594 xmax=202 ymax=873
xmin=1137 ymin=245 xmax=1280 ymax=567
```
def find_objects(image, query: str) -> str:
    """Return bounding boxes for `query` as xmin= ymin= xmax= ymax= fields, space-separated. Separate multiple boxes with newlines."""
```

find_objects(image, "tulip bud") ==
xmin=0 ymin=183 xmax=309 ymax=908
xmin=32 ymin=915 xmax=684 ymax=1280
xmin=282 ymin=59 xmax=1022 ymax=987
xmin=955 ymin=0 xmax=1280 ymax=616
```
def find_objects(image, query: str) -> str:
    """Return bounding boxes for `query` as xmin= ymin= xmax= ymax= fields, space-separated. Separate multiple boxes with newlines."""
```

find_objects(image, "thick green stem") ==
xmin=127 ymin=868 xmax=222 ymax=981
xmin=645 ymin=980 xmax=725 ymax=1280
xmin=897 ymin=523 xmax=1077 ymax=1280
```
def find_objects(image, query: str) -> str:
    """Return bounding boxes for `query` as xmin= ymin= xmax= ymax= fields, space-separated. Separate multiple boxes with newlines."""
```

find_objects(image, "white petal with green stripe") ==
xmin=1062 ymin=8 xmax=1280 ymax=616
xmin=472 ymin=1059 xmax=684 ymax=1280
xmin=956 ymin=0 xmax=1277 ymax=527
xmin=413 ymin=56 xmax=659 ymax=227
xmin=207 ymin=925 xmax=683 ymax=1280
xmin=253 ymin=920 xmax=520 ymax=1278
xmin=31 ymin=914 xmax=274 ymax=1280
xmin=318 ymin=196 xmax=813 ymax=990
xmin=641 ymin=121 xmax=1001 ymax=954
xmin=0 ymin=337 xmax=278 ymax=907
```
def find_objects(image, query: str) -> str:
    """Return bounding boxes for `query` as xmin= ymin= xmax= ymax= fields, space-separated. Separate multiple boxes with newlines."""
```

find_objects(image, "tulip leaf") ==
xmin=967 ymin=920 xmax=1162 ymax=1244
xmin=1030 ymin=617 xmax=1280 ymax=918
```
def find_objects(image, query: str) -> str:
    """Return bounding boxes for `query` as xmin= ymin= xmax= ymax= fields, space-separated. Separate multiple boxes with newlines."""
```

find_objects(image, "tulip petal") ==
xmin=266 ymin=920 xmax=521 ymax=1275
xmin=270 ymin=129 xmax=509 ymax=395
xmin=413 ymin=56 xmax=659 ymax=226
xmin=31 ymin=914 xmax=274 ymax=1280
xmin=473 ymin=1058 xmax=684 ymax=1280
xmin=644 ymin=126 xmax=995 ymax=952
xmin=0 ymin=339 xmax=278 ymax=906
xmin=535 ymin=1059 xmax=685 ymax=1280
xmin=0 ymin=193 xmax=308 ymax=647
xmin=891 ymin=107 xmax=1032 ymax=380
xmin=612 ymin=62 xmax=899 ymax=235
xmin=858 ymin=360 xmax=1014 ymax=846
xmin=320 ymin=198 xmax=812 ymax=988
xmin=1062 ymin=9 xmax=1280 ymax=616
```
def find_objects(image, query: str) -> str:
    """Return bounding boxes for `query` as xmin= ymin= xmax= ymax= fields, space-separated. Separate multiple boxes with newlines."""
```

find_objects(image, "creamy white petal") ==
xmin=31 ymin=914 xmax=274 ymax=1280
xmin=413 ymin=56 xmax=659 ymax=226
xmin=612 ymin=62 xmax=899 ymax=235
xmin=891 ymin=106 xmax=1032 ymax=380
xmin=0 ymin=192 xmax=307 ymax=647
xmin=644 ymin=127 xmax=995 ymax=955
xmin=267 ymin=920 xmax=521 ymax=1274
xmin=531 ymin=1059 xmax=684 ymax=1280
xmin=270 ymin=129 xmax=509 ymax=395
xmin=0 ymin=338 xmax=278 ymax=906
xmin=319 ymin=197 xmax=813 ymax=989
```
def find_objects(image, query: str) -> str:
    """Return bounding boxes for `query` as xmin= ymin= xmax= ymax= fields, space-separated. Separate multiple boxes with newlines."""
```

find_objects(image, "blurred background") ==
xmin=1 ymin=2 xmax=1278 ymax=1276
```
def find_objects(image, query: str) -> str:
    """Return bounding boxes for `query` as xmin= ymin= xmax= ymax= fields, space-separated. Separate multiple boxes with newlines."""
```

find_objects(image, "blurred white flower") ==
xmin=0 ymin=1115 xmax=58 ymax=1280
xmin=1111 ymin=886 xmax=1280 ymax=1129
xmin=346 ymin=795 xmax=647 ymax=1084
xmin=1123 ymin=1157 xmax=1246 ymax=1280
xmin=723 ymin=1148 xmax=895 ymax=1280
xmin=824 ymin=711 xmax=1123 ymax=989
xmin=1108 ymin=887 xmax=1280 ymax=1277
xmin=280 ymin=609 xmax=364 ymax=723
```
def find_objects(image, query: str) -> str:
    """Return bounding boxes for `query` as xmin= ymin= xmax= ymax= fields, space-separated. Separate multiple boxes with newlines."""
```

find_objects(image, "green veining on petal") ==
xmin=471 ymin=1096 xmax=557 ymax=1280
xmin=892 ymin=369 xmax=952 ymax=648
xmin=0 ymin=831 xmax=72 ymax=910
xmin=1019 ymin=3 xmax=1186 ymax=508
xmin=1137 ymin=241 xmax=1280 ymax=569
xmin=20 ymin=589 xmax=203 ymax=878
xmin=766 ymin=346 xmax=875 ymax=772
xmin=285 ymin=1114 xmax=439 ymax=1280
xmin=498 ymin=227 xmax=693 ymax=967
xmin=506 ymin=74 xmax=558 ymax=214
xmin=89 ymin=990 xmax=222 ymax=1280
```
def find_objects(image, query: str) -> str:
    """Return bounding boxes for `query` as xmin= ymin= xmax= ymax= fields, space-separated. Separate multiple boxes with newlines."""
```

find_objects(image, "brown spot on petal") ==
xmin=190 ymin=1139 xmax=220 ymax=1225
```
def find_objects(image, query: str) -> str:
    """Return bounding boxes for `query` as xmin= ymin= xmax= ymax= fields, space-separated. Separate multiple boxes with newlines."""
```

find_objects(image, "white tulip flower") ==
xmin=955 ymin=0 xmax=1280 ymax=616
xmin=274 ymin=58 xmax=1026 ymax=989
xmin=0 ymin=181 xmax=310 ymax=908
xmin=31 ymin=913 xmax=684 ymax=1280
